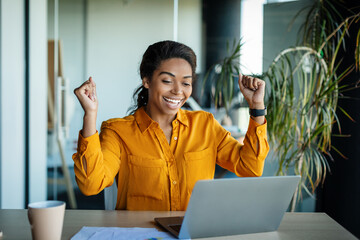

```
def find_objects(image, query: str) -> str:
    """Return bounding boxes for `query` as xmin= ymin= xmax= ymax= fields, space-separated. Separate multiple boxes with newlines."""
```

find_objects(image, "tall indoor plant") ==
xmin=265 ymin=1 xmax=360 ymax=210
xmin=202 ymin=40 xmax=243 ymax=120
xmin=201 ymin=2 xmax=359 ymax=211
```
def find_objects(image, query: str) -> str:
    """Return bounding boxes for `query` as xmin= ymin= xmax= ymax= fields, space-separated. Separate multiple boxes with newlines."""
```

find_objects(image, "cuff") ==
xmin=77 ymin=130 xmax=100 ymax=156
xmin=248 ymin=117 xmax=267 ymax=136
xmin=247 ymin=117 xmax=269 ymax=157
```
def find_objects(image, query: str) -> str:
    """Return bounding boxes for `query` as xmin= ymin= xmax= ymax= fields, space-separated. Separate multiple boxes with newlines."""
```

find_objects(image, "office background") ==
xmin=0 ymin=0 xmax=359 ymax=238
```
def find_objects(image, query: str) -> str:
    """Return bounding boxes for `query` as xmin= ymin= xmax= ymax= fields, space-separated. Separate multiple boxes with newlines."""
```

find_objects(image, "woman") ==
xmin=73 ymin=40 xmax=269 ymax=211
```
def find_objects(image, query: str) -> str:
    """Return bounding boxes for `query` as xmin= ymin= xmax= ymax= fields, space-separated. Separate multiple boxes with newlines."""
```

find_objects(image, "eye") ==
xmin=162 ymin=79 xmax=171 ymax=84
xmin=183 ymin=82 xmax=192 ymax=87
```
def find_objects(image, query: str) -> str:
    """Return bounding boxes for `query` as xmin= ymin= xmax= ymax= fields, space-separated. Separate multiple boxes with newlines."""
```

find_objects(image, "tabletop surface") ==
xmin=0 ymin=209 xmax=357 ymax=239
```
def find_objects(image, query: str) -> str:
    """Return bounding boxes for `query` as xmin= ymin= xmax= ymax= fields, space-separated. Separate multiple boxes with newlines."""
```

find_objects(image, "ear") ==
xmin=142 ymin=77 xmax=150 ymax=89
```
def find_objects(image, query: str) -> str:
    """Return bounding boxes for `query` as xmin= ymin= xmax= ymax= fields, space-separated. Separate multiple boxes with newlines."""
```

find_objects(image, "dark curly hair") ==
xmin=128 ymin=40 xmax=197 ymax=114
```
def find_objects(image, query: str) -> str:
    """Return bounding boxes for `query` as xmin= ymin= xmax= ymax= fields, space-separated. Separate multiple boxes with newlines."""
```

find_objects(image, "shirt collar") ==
xmin=134 ymin=107 xmax=154 ymax=133
xmin=134 ymin=107 xmax=189 ymax=133
xmin=176 ymin=108 xmax=189 ymax=127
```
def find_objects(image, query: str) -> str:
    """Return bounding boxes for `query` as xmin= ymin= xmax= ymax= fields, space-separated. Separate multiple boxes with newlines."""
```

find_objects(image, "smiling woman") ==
xmin=129 ymin=41 xmax=197 ymax=115
xmin=143 ymin=58 xmax=193 ymax=142
xmin=72 ymin=40 xmax=269 ymax=211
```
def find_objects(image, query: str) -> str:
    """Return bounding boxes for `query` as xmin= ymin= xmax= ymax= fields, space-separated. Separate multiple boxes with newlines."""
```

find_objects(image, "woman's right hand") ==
xmin=74 ymin=77 xmax=98 ymax=138
xmin=74 ymin=77 xmax=98 ymax=116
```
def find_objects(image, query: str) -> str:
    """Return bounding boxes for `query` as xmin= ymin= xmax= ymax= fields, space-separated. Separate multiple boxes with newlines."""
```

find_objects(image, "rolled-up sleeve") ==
xmin=214 ymin=114 xmax=269 ymax=177
xmin=72 ymin=123 xmax=122 ymax=196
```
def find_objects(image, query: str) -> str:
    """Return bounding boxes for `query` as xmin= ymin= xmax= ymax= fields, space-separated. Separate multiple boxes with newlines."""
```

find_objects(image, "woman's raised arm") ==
xmin=73 ymin=76 xmax=98 ymax=138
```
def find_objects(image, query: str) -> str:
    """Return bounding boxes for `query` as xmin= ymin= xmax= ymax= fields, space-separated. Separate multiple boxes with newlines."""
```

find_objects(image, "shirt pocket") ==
xmin=128 ymin=155 xmax=166 ymax=201
xmin=184 ymin=147 xmax=216 ymax=193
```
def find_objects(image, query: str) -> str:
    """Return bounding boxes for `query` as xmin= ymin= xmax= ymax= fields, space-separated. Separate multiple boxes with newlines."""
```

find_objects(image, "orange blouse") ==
xmin=72 ymin=107 xmax=269 ymax=211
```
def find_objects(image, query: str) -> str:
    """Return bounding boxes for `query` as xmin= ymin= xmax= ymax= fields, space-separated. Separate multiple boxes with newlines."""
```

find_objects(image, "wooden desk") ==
xmin=0 ymin=210 xmax=356 ymax=239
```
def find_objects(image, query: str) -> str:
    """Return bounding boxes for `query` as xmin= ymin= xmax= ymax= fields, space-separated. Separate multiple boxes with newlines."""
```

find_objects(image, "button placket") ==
xmin=153 ymin=125 xmax=180 ymax=210
xmin=170 ymin=122 xmax=181 ymax=210
xmin=168 ymin=162 xmax=180 ymax=210
xmin=170 ymin=121 xmax=179 ymax=151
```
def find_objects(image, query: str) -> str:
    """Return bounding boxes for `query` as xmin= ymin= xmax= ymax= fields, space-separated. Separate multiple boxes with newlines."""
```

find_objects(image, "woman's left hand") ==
xmin=238 ymin=74 xmax=265 ymax=109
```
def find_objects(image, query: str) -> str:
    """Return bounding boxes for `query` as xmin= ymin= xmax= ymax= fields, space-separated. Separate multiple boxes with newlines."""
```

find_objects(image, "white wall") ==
xmin=86 ymin=0 xmax=202 ymax=127
xmin=29 ymin=0 xmax=48 ymax=204
xmin=0 ymin=0 xmax=26 ymax=208
xmin=178 ymin=0 xmax=202 ymax=73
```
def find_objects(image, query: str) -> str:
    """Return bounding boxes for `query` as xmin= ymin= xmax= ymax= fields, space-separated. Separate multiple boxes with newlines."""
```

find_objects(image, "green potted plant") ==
xmin=202 ymin=39 xmax=243 ymax=126
xmin=265 ymin=1 xmax=360 ymax=211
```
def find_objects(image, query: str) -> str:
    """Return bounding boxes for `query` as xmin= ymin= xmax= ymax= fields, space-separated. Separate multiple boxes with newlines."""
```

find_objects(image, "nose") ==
xmin=171 ymin=82 xmax=182 ymax=95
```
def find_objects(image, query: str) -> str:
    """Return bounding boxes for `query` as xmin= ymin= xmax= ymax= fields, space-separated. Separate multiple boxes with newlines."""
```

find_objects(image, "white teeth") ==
xmin=164 ymin=97 xmax=181 ymax=104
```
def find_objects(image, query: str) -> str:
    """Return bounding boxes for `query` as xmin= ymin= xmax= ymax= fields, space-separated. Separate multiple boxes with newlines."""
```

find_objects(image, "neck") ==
xmin=144 ymin=106 xmax=176 ymax=129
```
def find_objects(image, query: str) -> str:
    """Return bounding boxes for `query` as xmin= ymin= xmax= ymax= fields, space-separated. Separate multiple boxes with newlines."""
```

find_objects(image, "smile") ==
xmin=163 ymin=97 xmax=182 ymax=105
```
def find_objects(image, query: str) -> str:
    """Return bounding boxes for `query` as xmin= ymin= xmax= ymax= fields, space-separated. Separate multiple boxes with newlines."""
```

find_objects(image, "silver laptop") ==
xmin=155 ymin=175 xmax=300 ymax=239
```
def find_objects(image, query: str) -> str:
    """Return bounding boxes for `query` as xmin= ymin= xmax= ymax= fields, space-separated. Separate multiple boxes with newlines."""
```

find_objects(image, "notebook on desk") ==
xmin=155 ymin=175 xmax=300 ymax=239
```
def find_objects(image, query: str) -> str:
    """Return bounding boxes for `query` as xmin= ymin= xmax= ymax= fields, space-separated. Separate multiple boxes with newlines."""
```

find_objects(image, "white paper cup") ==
xmin=28 ymin=200 xmax=66 ymax=240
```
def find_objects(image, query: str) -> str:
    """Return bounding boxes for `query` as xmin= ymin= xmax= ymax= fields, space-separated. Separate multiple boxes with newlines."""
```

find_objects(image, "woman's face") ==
xmin=143 ymin=58 xmax=193 ymax=118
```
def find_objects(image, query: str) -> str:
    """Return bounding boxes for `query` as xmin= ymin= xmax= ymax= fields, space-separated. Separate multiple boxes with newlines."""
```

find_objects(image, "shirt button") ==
xmin=258 ymin=130 xmax=262 ymax=134
xmin=175 ymin=121 xmax=178 ymax=124
xmin=173 ymin=180 xmax=177 ymax=185
xmin=174 ymin=136 xmax=178 ymax=141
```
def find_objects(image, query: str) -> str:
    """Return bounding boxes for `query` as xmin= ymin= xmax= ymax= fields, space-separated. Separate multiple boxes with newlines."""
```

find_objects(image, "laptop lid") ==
xmin=178 ymin=175 xmax=300 ymax=239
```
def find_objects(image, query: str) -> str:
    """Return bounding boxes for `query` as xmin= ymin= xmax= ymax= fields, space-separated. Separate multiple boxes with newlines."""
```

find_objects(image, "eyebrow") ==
xmin=159 ymin=71 xmax=192 ymax=79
